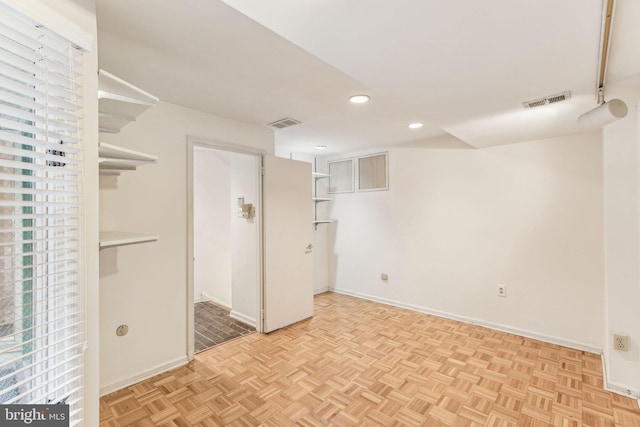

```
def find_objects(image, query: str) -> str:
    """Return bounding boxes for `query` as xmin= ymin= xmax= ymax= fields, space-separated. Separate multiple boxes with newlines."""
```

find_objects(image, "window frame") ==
xmin=327 ymin=157 xmax=355 ymax=194
xmin=357 ymin=152 xmax=389 ymax=192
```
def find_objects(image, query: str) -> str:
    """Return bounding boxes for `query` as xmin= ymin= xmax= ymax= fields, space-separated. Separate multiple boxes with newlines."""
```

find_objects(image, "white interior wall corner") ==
xmin=602 ymin=103 xmax=640 ymax=397
xmin=99 ymin=102 xmax=272 ymax=391
xmin=328 ymin=133 xmax=605 ymax=361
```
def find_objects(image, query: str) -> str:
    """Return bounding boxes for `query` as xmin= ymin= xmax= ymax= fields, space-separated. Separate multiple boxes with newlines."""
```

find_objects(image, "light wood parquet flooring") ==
xmin=100 ymin=292 xmax=640 ymax=426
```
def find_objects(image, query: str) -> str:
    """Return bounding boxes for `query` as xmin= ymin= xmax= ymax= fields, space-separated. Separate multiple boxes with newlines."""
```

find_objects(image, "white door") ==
xmin=262 ymin=155 xmax=313 ymax=333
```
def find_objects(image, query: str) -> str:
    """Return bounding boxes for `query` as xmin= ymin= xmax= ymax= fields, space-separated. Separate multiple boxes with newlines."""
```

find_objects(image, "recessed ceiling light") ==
xmin=315 ymin=145 xmax=327 ymax=150
xmin=349 ymin=95 xmax=370 ymax=104
xmin=408 ymin=123 xmax=423 ymax=129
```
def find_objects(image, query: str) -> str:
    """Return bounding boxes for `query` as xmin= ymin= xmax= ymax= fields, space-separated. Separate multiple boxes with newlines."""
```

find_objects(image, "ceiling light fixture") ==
xmin=578 ymin=0 xmax=627 ymax=128
xmin=315 ymin=145 xmax=327 ymax=150
xmin=577 ymin=92 xmax=627 ymax=128
xmin=408 ymin=123 xmax=423 ymax=129
xmin=349 ymin=95 xmax=370 ymax=104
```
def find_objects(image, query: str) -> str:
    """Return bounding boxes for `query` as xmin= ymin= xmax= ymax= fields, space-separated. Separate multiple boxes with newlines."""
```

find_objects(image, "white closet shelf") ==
xmin=99 ymin=142 xmax=158 ymax=162
xmin=98 ymin=69 xmax=159 ymax=133
xmin=99 ymin=111 xmax=136 ymax=134
xmin=99 ymin=231 xmax=159 ymax=249
xmin=312 ymin=167 xmax=331 ymax=228
xmin=99 ymin=142 xmax=157 ymax=174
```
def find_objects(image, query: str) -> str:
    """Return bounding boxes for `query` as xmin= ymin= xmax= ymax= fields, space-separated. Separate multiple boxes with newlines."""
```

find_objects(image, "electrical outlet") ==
xmin=497 ymin=284 xmax=506 ymax=297
xmin=613 ymin=333 xmax=630 ymax=351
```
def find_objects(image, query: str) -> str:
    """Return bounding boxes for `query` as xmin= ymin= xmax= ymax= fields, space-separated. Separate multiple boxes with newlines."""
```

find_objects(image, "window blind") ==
xmin=0 ymin=5 xmax=84 ymax=425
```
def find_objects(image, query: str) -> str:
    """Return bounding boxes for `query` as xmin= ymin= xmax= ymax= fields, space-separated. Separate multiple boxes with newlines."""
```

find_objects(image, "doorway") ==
xmin=187 ymin=138 xmax=263 ymax=359
xmin=187 ymin=137 xmax=315 ymax=360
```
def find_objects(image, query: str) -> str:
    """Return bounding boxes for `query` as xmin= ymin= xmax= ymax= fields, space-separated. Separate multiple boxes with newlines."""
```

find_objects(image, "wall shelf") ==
xmin=313 ymin=160 xmax=332 ymax=228
xmin=99 ymin=142 xmax=157 ymax=174
xmin=98 ymin=72 xmax=159 ymax=251
xmin=99 ymin=231 xmax=159 ymax=249
xmin=98 ymin=69 xmax=159 ymax=133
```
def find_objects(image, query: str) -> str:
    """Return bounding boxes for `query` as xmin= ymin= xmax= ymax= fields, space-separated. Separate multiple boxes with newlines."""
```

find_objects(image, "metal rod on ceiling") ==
xmin=577 ymin=0 xmax=627 ymax=128
xmin=596 ymin=0 xmax=616 ymax=102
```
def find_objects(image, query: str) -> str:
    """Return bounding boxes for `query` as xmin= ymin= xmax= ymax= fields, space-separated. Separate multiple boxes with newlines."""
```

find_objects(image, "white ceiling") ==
xmin=96 ymin=0 xmax=640 ymax=154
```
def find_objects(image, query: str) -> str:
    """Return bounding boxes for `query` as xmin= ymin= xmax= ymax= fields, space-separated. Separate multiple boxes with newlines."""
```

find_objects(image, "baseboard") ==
xmin=230 ymin=310 xmax=256 ymax=328
xmin=330 ymin=287 xmax=603 ymax=355
xmin=195 ymin=292 xmax=231 ymax=309
xmin=600 ymin=357 xmax=640 ymax=399
xmin=314 ymin=286 xmax=329 ymax=295
xmin=99 ymin=355 xmax=189 ymax=397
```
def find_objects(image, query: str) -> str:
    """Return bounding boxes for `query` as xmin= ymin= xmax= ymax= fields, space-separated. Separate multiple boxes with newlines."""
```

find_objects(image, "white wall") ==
xmin=80 ymin=11 xmax=100 ymax=426
xmin=603 ymin=103 xmax=640 ymax=397
xmin=230 ymin=153 xmax=260 ymax=324
xmin=99 ymin=101 xmax=273 ymax=394
xmin=193 ymin=148 xmax=231 ymax=306
xmin=326 ymin=132 xmax=605 ymax=352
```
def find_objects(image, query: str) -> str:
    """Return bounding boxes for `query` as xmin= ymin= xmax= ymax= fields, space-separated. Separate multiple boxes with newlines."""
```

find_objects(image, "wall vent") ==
xmin=523 ymin=91 xmax=571 ymax=109
xmin=268 ymin=117 xmax=301 ymax=129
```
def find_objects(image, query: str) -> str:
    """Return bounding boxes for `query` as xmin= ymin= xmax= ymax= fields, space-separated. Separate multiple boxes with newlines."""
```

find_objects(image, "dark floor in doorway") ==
xmin=194 ymin=301 xmax=255 ymax=353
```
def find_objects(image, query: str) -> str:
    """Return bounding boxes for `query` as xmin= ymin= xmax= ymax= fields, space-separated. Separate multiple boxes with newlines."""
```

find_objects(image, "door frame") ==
xmin=186 ymin=135 xmax=265 ymax=361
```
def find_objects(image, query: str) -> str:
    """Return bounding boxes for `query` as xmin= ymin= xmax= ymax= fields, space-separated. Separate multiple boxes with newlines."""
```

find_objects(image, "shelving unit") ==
xmin=98 ymin=70 xmax=159 ymax=249
xmin=99 ymin=231 xmax=159 ymax=249
xmin=313 ymin=159 xmax=332 ymax=229
xmin=98 ymin=69 xmax=159 ymax=134
xmin=99 ymin=142 xmax=158 ymax=175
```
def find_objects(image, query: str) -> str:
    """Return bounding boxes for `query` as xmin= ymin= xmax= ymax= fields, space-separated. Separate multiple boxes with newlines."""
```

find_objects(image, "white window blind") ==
xmin=0 ymin=5 xmax=84 ymax=424
xmin=328 ymin=158 xmax=354 ymax=193
xmin=358 ymin=152 xmax=388 ymax=191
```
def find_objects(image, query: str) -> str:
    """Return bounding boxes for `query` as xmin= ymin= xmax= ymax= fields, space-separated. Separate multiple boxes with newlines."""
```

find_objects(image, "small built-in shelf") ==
xmin=99 ymin=231 xmax=159 ymax=249
xmin=312 ymin=172 xmax=330 ymax=179
xmin=98 ymin=69 xmax=159 ymax=133
xmin=99 ymin=142 xmax=157 ymax=174
xmin=312 ymin=166 xmax=331 ymax=228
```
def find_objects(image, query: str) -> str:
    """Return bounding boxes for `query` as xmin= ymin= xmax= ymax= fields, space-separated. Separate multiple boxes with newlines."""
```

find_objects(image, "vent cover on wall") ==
xmin=328 ymin=158 xmax=354 ymax=194
xmin=358 ymin=152 xmax=388 ymax=192
xmin=523 ymin=91 xmax=571 ymax=109
xmin=268 ymin=117 xmax=301 ymax=129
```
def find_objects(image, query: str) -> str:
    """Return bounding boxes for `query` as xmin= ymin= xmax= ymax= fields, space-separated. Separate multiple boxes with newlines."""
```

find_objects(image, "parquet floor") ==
xmin=100 ymin=292 xmax=640 ymax=426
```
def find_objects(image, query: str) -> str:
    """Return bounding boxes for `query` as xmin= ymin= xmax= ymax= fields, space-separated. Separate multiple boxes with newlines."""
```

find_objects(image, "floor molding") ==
xmin=330 ymin=287 xmax=603 ymax=355
xmin=600 ymin=356 xmax=640 ymax=399
xmin=229 ymin=310 xmax=256 ymax=328
xmin=314 ymin=286 xmax=330 ymax=295
xmin=195 ymin=292 xmax=231 ymax=309
xmin=100 ymin=355 xmax=189 ymax=397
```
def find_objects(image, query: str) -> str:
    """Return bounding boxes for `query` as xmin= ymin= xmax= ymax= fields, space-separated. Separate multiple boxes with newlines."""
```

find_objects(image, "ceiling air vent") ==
xmin=523 ymin=91 xmax=571 ymax=109
xmin=268 ymin=117 xmax=301 ymax=129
